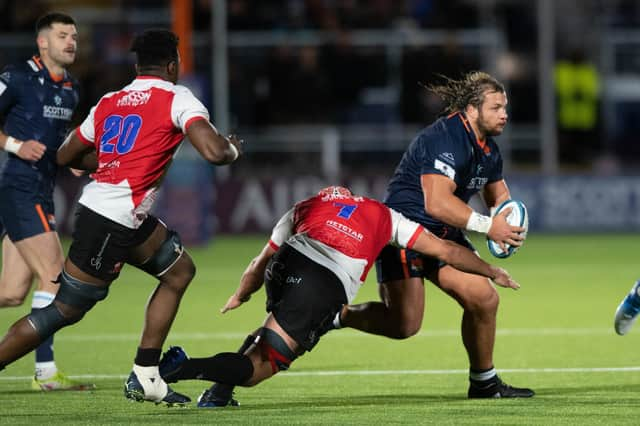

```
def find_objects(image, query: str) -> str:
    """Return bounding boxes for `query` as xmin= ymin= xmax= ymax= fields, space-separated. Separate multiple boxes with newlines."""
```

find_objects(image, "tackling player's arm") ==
xmin=221 ymin=207 xmax=295 ymax=313
xmin=421 ymin=174 xmax=523 ymax=249
xmin=220 ymin=243 xmax=277 ymax=313
xmin=56 ymin=130 xmax=97 ymax=171
xmin=186 ymin=119 xmax=243 ymax=166
xmin=411 ymin=229 xmax=519 ymax=289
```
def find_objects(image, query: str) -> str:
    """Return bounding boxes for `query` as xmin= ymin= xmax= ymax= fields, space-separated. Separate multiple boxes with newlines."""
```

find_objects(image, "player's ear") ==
xmin=465 ymin=103 xmax=479 ymax=120
xmin=36 ymin=34 xmax=48 ymax=51
xmin=167 ymin=60 xmax=179 ymax=81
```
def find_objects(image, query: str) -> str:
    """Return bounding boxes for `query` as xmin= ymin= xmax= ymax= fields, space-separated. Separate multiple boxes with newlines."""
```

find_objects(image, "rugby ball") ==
xmin=486 ymin=199 xmax=528 ymax=259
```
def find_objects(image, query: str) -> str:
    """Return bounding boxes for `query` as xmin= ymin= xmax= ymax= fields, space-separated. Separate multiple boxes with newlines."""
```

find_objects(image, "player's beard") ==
xmin=49 ymin=45 xmax=76 ymax=67
xmin=476 ymin=109 xmax=504 ymax=138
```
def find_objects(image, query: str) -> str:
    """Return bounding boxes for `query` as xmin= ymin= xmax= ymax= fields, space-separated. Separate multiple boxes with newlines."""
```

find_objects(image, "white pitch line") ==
xmin=1 ymin=366 xmax=639 ymax=381
xmin=50 ymin=328 xmax=619 ymax=342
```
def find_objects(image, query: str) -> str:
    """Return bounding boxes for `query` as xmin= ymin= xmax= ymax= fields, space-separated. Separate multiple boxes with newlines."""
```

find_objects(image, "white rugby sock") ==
xmin=35 ymin=361 xmax=57 ymax=380
xmin=469 ymin=367 xmax=497 ymax=382
xmin=133 ymin=364 xmax=168 ymax=402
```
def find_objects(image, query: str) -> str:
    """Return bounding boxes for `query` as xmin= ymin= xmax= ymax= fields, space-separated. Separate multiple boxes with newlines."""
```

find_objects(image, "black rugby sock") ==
xmin=135 ymin=347 xmax=162 ymax=366
xmin=177 ymin=353 xmax=254 ymax=385
xmin=210 ymin=334 xmax=256 ymax=399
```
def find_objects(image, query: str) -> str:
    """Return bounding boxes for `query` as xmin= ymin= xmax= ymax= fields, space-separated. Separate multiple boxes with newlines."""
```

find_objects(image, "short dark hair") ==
xmin=35 ymin=12 xmax=76 ymax=34
xmin=130 ymin=29 xmax=179 ymax=68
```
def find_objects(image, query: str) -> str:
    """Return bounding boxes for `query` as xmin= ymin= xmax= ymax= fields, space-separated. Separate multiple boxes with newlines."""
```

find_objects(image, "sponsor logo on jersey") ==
xmin=0 ymin=71 xmax=10 ymax=83
xmin=117 ymin=90 xmax=151 ymax=107
xmin=285 ymin=275 xmax=303 ymax=285
xmin=467 ymin=176 xmax=488 ymax=189
xmin=440 ymin=152 xmax=455 ymax=163
xmin=43 ymin=104 xmax=73 ymax=120
xmin=325 ymin=220 xmax=364 ymax=241
xmin=434 ymin=159 xmax=456 ymax=180
xmin=98 ymin=160 xmax=121 ymax=169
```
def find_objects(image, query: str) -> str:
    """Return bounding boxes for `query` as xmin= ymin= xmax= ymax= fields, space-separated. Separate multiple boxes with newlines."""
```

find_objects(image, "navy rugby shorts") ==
xmin=265 ymin=243 xmax=348 ymax=352
xmin=0 ymin=184 xmax=56 ymax=242
xmin=376 ymin=226 xmax=476 ymax=282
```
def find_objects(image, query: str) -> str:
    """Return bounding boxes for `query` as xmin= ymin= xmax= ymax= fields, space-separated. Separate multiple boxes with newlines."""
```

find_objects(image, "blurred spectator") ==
xmin=554 ymin=48 xmax=601 ymax=165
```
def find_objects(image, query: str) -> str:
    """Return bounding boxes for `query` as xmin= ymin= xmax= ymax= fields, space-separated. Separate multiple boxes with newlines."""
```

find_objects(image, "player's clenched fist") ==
xmin=17 ymin=139 xmax=47 ymax=161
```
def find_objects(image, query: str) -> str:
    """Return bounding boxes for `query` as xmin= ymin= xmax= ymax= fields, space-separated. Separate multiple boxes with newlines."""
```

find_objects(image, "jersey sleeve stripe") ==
xmin=184 ymin=115 xmax=207 ymax=132
xmin=75 ymin=127 xmax=94 ymax=146
xmin=405 ymin=225 xmax=424 ymax=250
xmin=268 ymin=240 xmax=280 ymax=251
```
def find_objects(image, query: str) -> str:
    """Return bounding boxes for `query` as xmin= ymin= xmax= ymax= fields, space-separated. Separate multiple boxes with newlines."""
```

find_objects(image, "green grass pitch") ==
xmin=0 ymin=233 xmax=639 ymax=425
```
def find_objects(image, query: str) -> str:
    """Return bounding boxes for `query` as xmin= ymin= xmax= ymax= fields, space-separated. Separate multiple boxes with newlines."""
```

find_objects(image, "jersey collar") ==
xmin=29 ymin=55 xmax=69 ymax=84
xmin=447 ymin=111 xmax=491 ymax=155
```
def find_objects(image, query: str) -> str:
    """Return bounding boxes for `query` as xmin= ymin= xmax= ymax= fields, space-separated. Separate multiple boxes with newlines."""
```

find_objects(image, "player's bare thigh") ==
xmin=429 ymin=265 xmax=498 ymax=311
xmin=12 ymin=231 xmax=64 ymax=294
xmin=0 ymin=235 xmax=34 ymax=306
xmin=379 ymin=277 xmax=425 ymax=332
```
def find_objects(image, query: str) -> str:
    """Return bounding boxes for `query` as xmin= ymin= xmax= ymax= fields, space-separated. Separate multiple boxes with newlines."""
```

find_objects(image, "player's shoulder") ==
xmin=361 ymin=196 xmax=392 ymax=218
xmin=409 ymin=117 xmax=454 ymax=156
xmin=416 ymin=117 xmax=450 ymax=141
xmin=170 ymin=83 xmax=200 ymax=100
xmin=0 ymin=61 xmax=32 ymax=84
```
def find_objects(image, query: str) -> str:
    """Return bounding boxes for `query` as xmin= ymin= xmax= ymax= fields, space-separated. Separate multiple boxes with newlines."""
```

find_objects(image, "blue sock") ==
xmin=32 ymin=291 xmax=56 ymax=368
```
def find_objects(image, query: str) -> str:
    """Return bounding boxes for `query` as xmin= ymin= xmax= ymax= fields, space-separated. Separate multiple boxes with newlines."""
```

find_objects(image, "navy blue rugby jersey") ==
xmin=0 ymin=56 xmax=79 ymax=195
xmin=384 ymin=112 xmax=503 ymax=237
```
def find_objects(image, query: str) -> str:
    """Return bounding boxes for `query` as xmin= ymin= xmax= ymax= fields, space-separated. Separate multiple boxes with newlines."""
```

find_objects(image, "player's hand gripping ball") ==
xmin=486 ymin=199 xmax=528 ymax=259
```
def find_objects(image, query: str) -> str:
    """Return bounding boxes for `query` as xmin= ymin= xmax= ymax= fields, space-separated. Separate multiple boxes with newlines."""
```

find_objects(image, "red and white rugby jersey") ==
xmin=75 ymin=76 xmax=209 ymax=228
xmin=269 ymin=191 xmax=424 ymax=302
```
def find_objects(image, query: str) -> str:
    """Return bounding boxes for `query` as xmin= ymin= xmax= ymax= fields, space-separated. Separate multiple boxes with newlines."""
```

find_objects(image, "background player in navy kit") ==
xmin=0 ymin=12 xmax=92 ymax=391
xmin=154 ymin=186 xmax=519 ymax=407
xmin=338 ymin=72 xmax=534 ymax=398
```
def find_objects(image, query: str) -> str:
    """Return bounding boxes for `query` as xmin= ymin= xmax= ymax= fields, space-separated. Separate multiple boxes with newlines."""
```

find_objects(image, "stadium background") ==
xmin=2 ymin=0 xmax=640 ymax=242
